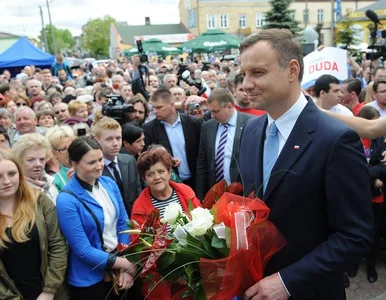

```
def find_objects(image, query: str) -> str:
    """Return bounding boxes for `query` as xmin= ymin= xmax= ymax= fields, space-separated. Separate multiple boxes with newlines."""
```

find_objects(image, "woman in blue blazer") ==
xmin=56 ymin=136 xmax=137 ymax=300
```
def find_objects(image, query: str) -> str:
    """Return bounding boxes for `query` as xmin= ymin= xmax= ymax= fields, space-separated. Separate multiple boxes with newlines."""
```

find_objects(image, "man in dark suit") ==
xmin=196 ymin=88 xmax=252 ymax=200
xmin=238 ymin=29 xmax=373 ymax=300
xmin=143 ymin=88 xmax=201 ymax=189
xmin=93 ymin=117 xmax=141 ymax=217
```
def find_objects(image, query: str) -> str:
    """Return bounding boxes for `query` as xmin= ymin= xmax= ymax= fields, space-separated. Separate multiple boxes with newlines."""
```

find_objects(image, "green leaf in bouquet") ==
xmin=184 ymin=232 xmax=207 ymax=257
xmin=211 ymin=234 xmax=227 ymax=249
xmin=225 ymin=227 xmax=231 ymax=249
xmin=126 ymin=219 xmax=139 ymax=229
xmin=194 ymin=283 xmax=207 ymax=300
xmin=182 ymin=288 xmax=194 ymax=298
xmin=188 ymin=198 xmax=194 ymax=212
xmin=157 ymin=251 xmax=176 ymax=270
xmin=201 ymin=239 xmax=217 ymax=258
xmin=185 ymin=263 xmax=201 ymax=290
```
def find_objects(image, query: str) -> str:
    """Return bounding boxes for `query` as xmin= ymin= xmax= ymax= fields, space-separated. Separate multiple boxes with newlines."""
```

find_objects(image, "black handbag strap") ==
xmin=61 ymin=189 xmax=107 ymax=251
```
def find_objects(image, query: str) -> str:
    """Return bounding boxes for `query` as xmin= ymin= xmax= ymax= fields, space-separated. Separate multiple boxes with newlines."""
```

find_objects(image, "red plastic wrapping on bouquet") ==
xmin=200 ymin=192 xmax=287 ymax=299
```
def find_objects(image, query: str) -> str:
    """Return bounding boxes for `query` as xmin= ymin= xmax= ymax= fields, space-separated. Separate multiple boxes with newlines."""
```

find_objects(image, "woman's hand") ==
xmin=118 ymin=269 xmax=134 ymax=290
xmin=375 ymin=179 xmax=384 ymax=189
xmin=172 ymin=157 xmax=181 ymax=168
xmin=36 ymin=292 xmax=54 ymax=300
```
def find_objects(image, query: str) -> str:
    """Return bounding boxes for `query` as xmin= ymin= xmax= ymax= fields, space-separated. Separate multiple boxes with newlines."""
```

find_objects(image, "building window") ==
xmin=207 ymin=14 xmax=216 ymax=29
xmin=188 ymin=9 xmax=197 ymax=28
xmin=334 ymin=9 xmax=337 ymax=23
xmin=290 ymin=11 xmax=296 ymax=20
xmin=239 ymin=14 xmax=247 ymax=28
xmin=317 ymin=9 xmax=324 ymax=22
xmin=220 ymin=14 xmax=229 ymax=29
xmin=303 ymin=9 xmax=309 ymax=23
xmin=256 ymin=13 xmax=265 ymax=28
xmin=185 ymin=0 xmax=191 ymax=9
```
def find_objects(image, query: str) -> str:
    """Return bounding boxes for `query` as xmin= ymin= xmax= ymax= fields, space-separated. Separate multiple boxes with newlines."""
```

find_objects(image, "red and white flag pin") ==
xmin=294 ymin=145 xmax=300 ymax=150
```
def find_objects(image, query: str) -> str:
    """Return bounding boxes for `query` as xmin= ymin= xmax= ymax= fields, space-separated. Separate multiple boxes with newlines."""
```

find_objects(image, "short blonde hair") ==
xmin=92 ymin=117 xmax=121 ymax=138
xmin=46 ymin=125 xmax=75 ymax=149
xmin=12 ymin=133 xmax=51 ymax=162
xmin=68 ymin=100 xmax=87 ymax=116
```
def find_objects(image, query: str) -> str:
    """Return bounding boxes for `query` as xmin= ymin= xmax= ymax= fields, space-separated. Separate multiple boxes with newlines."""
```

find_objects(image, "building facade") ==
xmin=179 ymin=0 xmax=374 ymax=45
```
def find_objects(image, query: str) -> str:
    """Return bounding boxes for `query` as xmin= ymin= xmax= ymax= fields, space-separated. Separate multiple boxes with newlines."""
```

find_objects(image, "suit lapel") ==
xmin=155 ymin=120 xmax=173 ymax=154
xmin=252 ymin=115 xmax=267 ymax=199
xmin=180 ymin=114 xmax=191 ymax=155
xmin=117 ymin=155 xmax=129 ymax=196
xmin=102 ymin=166 xmax=113 ymax=178
xmin=208 ymin=121 xmax=219 ymax=170
xmin=263 ymin=101 xmax=316 ymax=201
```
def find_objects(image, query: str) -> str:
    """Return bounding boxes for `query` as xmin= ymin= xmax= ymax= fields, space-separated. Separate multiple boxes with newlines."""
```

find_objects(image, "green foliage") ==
xmin=39 ymin=25 xmax=74 ymax=54
xmin=263 ymin=0 xmax=301 ymax=35
xmin=81 ymin=15 xmax=116 ymax=58
xmin=334 ymin=20 xmax=361 ymax=48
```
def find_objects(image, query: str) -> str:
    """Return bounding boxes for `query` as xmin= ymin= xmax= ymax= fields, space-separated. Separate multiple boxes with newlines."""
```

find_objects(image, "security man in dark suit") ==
xmin=196 ymin=88 xmax=253 ymax=200
xmin=93 ymin=117 xmax=141 ymax=217
xmin=143 ymin=88 xmax=202 ymax=189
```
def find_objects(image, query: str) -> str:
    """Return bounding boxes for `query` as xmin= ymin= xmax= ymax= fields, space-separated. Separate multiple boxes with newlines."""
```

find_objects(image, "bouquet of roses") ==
xmin=120 ymin=181 xmax=286 ymax=300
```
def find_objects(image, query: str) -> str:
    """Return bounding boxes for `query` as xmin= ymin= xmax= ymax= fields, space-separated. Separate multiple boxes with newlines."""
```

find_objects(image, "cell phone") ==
xmin=77 ymin=128 xmax=86 ymax=136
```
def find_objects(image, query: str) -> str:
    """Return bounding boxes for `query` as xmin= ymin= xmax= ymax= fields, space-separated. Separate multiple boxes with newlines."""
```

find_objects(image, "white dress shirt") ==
xmin=214 ymin=109 xmax=237 ymax=184
xmin=266 ymin=93 xmax=308 ymax=157
xmin=366 ymin=101 xmax=386 ymax=118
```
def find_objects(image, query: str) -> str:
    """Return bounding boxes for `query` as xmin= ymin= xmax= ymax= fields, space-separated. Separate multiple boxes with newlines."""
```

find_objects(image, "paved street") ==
xmin=347 ymin=252 xmax=386 ymax=300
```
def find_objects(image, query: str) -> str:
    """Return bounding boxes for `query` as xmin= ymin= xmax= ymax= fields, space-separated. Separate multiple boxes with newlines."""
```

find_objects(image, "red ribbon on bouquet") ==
xmin=200 ymin=192 xmax=287 ymax=299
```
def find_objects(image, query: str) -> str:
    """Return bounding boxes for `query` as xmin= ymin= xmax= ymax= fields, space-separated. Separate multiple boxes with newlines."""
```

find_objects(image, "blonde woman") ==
xmin=0 ymin=149 xmax=68 ymax=299
xmin=12 ymin=133 xmax=59 ymax=203
xmin=46 ymin=126 xmax=75 ymax=192
xmin=68 ymin=100 xmax=89 ymax=124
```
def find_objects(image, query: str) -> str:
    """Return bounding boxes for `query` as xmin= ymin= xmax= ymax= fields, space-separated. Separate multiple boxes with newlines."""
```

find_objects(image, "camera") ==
xmin=181 ymin=70 xmax=207 ymax=97
xmin=188 ymin=102 xmax=201 ymax=111
xmin=102 ymin=94 xmax=134 ymax=124
xmin=136 ymin=40 xmax=148 ymax=64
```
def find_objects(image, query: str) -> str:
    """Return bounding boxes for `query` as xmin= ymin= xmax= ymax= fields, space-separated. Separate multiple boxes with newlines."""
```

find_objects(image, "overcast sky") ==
xmin=1 ymin=0 xmax=180 ymax=38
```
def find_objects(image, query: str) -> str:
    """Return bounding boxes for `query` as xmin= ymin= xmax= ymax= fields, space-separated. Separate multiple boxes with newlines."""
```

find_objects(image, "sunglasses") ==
xmin=16 ymin=103 xmax=27 ymax=107
xmin=55 ymin=109 xmax=67 ymax=114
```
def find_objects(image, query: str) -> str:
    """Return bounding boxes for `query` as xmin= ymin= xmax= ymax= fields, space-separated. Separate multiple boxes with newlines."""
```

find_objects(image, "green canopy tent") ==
xmin=122 ymin=38 xmax=182 ymax=57
xmin=179 ymin=29 xmax=242 ymax=53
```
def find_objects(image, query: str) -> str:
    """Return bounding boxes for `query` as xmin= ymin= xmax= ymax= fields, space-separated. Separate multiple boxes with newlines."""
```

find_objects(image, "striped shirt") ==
xmin=151 ymin=189 xmax=183 ymax=232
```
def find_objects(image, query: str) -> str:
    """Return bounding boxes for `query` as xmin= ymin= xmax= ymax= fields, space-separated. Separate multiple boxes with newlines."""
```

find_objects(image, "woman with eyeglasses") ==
xmin=12 ymin=133 xmax=59 ymax=203
xmin=14 ymin=94 xmax=32 ymax=108
xmin=46 ymin=126 xmax=75 ymax=192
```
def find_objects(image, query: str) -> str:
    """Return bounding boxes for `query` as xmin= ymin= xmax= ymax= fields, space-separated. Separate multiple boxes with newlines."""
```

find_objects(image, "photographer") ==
xmin=184 ymin=95 xmax=208 ymax=121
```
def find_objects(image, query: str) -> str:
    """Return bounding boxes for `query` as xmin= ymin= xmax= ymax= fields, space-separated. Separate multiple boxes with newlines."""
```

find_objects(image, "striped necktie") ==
xmin=215 ymin=123 xmax=229 ymax=183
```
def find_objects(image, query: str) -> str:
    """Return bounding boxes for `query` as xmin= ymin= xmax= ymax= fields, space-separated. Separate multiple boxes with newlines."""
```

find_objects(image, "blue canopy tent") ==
xmin=0 ymin=37 xmax=54 ymax=75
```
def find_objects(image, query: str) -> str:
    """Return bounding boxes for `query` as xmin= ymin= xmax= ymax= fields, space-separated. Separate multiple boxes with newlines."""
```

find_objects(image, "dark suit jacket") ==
xmin=238 ymin=99 xmax=373 ymax=300
xmin=196 ymin=111 xmax=253 ymax=200
xmin=143 ymin=113 xmax=202 ymax=186
xmin=102 ymin=153 xmax=141 ymax=218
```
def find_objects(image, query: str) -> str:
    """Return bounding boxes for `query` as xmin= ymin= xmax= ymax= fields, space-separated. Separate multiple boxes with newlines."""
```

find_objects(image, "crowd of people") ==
xmin=0 ymin=28 xmax=382 ymax=300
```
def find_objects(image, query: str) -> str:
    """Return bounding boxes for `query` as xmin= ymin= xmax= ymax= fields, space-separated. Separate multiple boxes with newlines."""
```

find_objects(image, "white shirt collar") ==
xmin=220 ymin=109 xmax=237 ymax=127
xmin=104 ymin=156 xmax=119 ymax=167
xmin=267 ymin=93 xmax=308 ymax=141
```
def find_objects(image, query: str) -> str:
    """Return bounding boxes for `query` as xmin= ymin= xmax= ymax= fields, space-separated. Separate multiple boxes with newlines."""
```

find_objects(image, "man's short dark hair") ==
xmin=372 ymin=79 xmax=386 ymax=93
xmin=234 ymin=73 xmax=244 ymax=88
xmin=374 ymin=66 xmax=386 ymax=77
xmin=0 ymin=83 xmax=10 ymax=95
xmin=151 ymin=88 xmax=173 ymax=103
xmin=342 ymin=78 xmax=361 ymax=97
xmin=314 ymin=75 xmax=340 ymax=98
xmin=207 ymin=88 xmax=235 ymax=106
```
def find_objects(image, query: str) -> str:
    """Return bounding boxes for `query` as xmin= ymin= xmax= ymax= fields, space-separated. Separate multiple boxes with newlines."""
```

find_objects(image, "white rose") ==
xmin=161 ymin=202 xmax=183 ymax=225
xmin=185 ymin=207 xmax=214 ymax=237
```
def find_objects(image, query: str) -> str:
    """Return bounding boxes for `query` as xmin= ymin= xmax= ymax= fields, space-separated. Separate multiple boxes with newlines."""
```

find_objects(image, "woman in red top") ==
xmin=132 ymin=148 xmax=201 ymax=299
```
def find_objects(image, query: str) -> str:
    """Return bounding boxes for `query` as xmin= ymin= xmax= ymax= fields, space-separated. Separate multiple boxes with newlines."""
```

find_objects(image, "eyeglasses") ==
xmin=16 ymin=103 xmax=27 ymax=107
xmin=55 ymin=109 xmax=67 ymax=114
xmin=54 ymin=147 xmax=68 ymax=153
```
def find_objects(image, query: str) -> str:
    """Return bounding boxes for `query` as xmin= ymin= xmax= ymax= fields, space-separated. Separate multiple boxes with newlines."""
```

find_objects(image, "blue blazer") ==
xmin=239 ymin=99 xmax=373 ymax=300
xmin=56 ymin=175 xmax=130 ymax=287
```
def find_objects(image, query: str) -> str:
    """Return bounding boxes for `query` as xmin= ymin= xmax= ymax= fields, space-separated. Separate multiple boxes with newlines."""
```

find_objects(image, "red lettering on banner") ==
xmin=309 ymin=61 xmax=339 ymax=74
